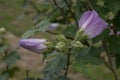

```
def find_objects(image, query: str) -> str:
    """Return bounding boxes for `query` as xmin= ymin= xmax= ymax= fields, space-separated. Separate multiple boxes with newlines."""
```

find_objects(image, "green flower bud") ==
xmin=44 ymin=41 xmax=54 ymax=54
xmin=45 ymin=41 xmax=54 ymax=49
xmin=56 ymin=34 xmax=67 ymax=42
xmin=0 ymin=27 xmax=6 ymax=34
xmin=55 ymin=42 xmax=67 ymax=52
xmin=75 ymin=29 xmax=87 ymax=41
xmin=73 ymin=41 xmax=83 ymax=48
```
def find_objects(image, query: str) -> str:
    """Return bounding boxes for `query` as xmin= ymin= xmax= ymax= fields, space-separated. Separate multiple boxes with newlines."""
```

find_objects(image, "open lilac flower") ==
xmin=19 ymin=39 xmax=47 ymax=54
xmin=78 ymin=10 xmax=108 ymax=39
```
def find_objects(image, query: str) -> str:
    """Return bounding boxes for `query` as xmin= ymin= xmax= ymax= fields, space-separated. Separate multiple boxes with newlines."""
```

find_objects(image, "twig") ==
xmin=65 ymin=48 xmax=71 ymax=76
xmin=52 ymin=0 xmax=67 ymax=23
xmin=102 ymin=40 xmax=120 ymax=80
xmin=102 ymin=40 xmax=112 ymax=66
xmin=63 ymin=0 xmax=79 ymax=28
xmin=102 ymin=56 xmax=113 ymax=72
xmin=109 ymin=24 xmax=117 ymax=35
xmin=26 ymin=70 xmax=29 ymax=80
xmin=4 ymin=50 xmax=10 ymax=80
xmin=29 ymin=1 xmax=41 ymax=13
xmin=83 ymin=0 xmax=93 ymax=10
xmin=35 ymin=8 xmax=57 ymax=24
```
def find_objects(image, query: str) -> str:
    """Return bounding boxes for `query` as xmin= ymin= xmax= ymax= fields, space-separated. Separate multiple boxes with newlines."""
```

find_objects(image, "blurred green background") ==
xmin=0 ymin=0 xmax=34 ymax=36
xmin=0 ymin=0 xmax=120 ymax=80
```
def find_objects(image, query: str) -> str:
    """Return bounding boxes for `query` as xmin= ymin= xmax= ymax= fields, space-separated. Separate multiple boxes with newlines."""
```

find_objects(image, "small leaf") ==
xmin=3 ymin=51 xmax=20 ymax=68
xmin=113 ymin=10 xmax=120 ymax=31
xmin=104 ymin=0 xmax=120 ymax=13
xmin=72 ymin=46 xmax=103 ymax=65
xmin=0 ymin=73 xmax=9 ymax=80
xmin=92 ymin=29 xmax=109 ymax=43
xmin=21 ymin=29 xmax=37 ymax=39
xmin=43 ymin=52 xmax=67 ymax=79
xmin=0 ymin=45 xmax=8 ymax=53
xmin=24 ymin=77 xmax=35 ymax=80
xmin=35 ymin=18 xmax=50 ymax=32
xmin=115 ymin=54 xmax=120 ymax=69
xmin=9 ymin=67 xmax=19 ymax=78
xmin=107 ymin=35 xmax=120 ymax=54
xmin=44 ymin=54 xmax=67 ymax=74
xmin=63 ymin=25 xmax=77 ymax=38
xmin=55 ymin=76 xmax=70 ymax=80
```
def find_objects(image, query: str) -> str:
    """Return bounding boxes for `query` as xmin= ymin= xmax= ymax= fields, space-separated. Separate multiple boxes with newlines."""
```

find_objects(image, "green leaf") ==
xmin=44 ymin=54 xmax=67 ymax=74
xmin=107 ymin=35 xmax=120 ymax=54
xmin=115 ymin=54 xmax=120 ymax=69
xmin=21 ymin=18 xmax=50 ymax=39
xmin=113 ymin=11 xmax=120 ymax=31
xmin=72 ymin=46 xmax=103 ymax=65
xmin=63 ymin=25 xmax=77 ymax=38
xmin=43 ymin=52 xmax=67 ymax=79
xmin=92 ymin=29 xmax=109 ymax=43
xmin=24 ymin=77 xmax=35 ymax=80
xmin=104 ymin=0 xmax=120 ymax=13
xmin=75 ymin=0 xmax=85 ymax=19
xmin=3 ymin=51 xmax=20 ymax=68
xmin=35 ymin=18 xmax=50 ymax=32
xmin=55 ymin=76 xmax=70 ymax=80
xmin=0 ymin=73 xmax=9 ymax=80
xmin=0 ymin=45 xmax=8 ymax=53
xmin=21 ymin=29 xmax=37 ymax=39
xmin=9 ymin=67 xmax=19 ymax=78
xmin=43 ymin=73 xmax=55 ymax=80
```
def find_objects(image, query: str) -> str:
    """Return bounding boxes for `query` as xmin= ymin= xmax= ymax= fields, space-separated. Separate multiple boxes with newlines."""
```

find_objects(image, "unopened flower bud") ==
xmin=45 ymin=42 xmax=54 ymax=49
xmin=0 ymin=27 xmax=6 ymax=34
xmin=19 ymin=38 xmax=47 ymax=54
xmin=47 ymin=23 xmax=59 ymax=30
xmin=73 ymin=41 xmax=83 ymax=48
xmin=75 ymin=29 xmax=87 ymax=41
xmin=56 ymin=34 xmax=67 ymax=42
xmin=55 ymin=42 xmax=67 ymax=52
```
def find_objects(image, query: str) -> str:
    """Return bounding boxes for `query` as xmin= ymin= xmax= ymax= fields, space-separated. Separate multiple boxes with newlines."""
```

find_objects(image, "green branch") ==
xmin=102 ymin=40 xmax=120 ymax=80
xmin=65 ymin=47 xmax=71 ymax=76
xmin=63 ymin=0 xmax=79 ymax=28
xmin=52 ymin=0 xmax=68 ymax=23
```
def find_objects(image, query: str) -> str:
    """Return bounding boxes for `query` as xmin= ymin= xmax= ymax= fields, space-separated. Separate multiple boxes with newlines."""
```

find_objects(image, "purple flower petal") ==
xmin=19 ymin=39 xmax=46 ymax=47
xmin=47 ymin=23 xmax=59 ymax=30
xmin=79 ymin=11 xmax=95 ymax=29
xmin=19 ymin=38 xmax=46 ymax=54
xmin=79 ymin=10 xmax=108 ymax=39
xmin=85 ymin=20 xmax=107 ymax=38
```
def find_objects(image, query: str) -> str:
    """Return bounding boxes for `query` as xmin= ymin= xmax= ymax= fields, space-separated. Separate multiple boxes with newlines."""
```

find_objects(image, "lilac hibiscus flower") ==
xmin=19 ymin=39 xmax=46 ymax=54
xmin=79 ymin=10 xmax=108 ymax=39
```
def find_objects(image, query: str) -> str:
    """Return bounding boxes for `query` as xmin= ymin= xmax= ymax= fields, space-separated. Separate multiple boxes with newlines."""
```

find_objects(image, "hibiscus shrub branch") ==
xmin=19 ymin=0 xmax=120 ymax=80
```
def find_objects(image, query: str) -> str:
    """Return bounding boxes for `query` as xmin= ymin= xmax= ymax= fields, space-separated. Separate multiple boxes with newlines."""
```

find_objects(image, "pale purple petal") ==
xmin=81 ymin=11 xmax=96 ymax=30
xmin=79 ymin=10 xmax=108 ymax=39
xmin=47 ymin=23 xmax=59 ymax=30
xmin=19 ymin=39 xmax=46 ymax=47
xmin=19 ymin=38 xmax=46 ymax=54
xmin=85 ymin=11 xmax=107 ymax=30
xmin=27 ymin=44 xmax=46 ymax=53
xmin=117 ymin=31 xmax=120 ymax=36
xmin=84 ymin=21 xmax=107 ymax=38
xmin=79 ymin=11 xmax=96 ymax=30
xmin=79 ymin=11 xmax=92 ymax=27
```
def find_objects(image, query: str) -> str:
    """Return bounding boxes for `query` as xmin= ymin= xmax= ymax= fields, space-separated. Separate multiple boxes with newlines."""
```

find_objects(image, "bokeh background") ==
xmin=0 ymin=0 xmax=120 ymax=80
